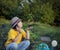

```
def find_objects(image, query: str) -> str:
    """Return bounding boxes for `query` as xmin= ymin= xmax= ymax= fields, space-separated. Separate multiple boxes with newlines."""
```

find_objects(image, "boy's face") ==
xmin=17 ymin=21 xmax=23 ymax=28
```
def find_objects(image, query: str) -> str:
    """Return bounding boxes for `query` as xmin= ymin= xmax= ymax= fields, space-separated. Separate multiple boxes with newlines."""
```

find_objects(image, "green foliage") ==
xmin=52 ymin=0 xmax=60 ymax=26
xmin=23 ymin=2 xmax=30 ymax=16
xmin=0 ymin=24 xmax=10 ymax=50
xmin=0 ymin=0 xmax=60 ymax=26
xmin=40 ymin=3 xmax=55 ymax=24
xmin=30 ymin=1 xmax=42 ymax=21
xmin=0 ymin=0 xmax=19 ymax=19
xmin=0 ymin=17 xmax=9 ymax=24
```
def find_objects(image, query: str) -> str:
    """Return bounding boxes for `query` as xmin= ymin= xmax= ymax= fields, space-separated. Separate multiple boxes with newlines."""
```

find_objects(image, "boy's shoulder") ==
xmin=8 ymin=29 xmax=15 ymax=33
xmin=9 ymin=29 xmax=14 ymax=32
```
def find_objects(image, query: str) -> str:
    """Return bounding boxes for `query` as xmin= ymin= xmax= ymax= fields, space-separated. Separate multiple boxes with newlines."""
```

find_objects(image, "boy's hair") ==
xmin=13 ymin=25 xmax=17 ymax=29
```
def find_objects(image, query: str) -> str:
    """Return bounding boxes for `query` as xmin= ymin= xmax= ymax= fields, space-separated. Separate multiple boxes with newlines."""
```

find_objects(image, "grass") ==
xmin=0 ymin=18 xmax=10 ymax=24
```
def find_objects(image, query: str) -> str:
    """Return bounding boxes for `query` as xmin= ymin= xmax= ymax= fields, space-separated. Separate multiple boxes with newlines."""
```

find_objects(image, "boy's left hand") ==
xmin=27 ymin=26 xmax=33 ymax=30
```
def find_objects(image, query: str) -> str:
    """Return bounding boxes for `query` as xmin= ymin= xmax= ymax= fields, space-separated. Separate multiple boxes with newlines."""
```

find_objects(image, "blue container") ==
xmin=38 ymin=43 xmax=50 ymax=50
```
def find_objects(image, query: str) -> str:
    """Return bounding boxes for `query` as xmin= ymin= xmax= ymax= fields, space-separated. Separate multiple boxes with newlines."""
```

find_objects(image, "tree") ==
xmin=40 ymin=3 xmax=55 ymax=24
xmin=0 ymin=0 xmax=19 ymax=19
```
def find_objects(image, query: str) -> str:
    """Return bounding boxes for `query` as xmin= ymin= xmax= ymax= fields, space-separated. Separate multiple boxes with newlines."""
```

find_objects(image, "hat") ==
xmin=10 ymin=17 xmax=21 ymax=28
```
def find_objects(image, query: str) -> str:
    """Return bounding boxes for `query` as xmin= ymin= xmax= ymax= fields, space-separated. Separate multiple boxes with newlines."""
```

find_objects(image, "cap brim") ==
xmin=12 ymin=19 xmax=21 ymax=28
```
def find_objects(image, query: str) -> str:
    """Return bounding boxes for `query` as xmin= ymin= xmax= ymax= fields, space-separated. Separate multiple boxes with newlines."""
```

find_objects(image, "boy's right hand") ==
xmin=16 ymin=27 xmax=22 ymax=33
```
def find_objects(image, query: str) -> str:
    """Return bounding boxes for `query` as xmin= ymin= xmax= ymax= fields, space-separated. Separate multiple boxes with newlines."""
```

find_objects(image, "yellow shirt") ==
xmin=5 ymin=29 xmax=26 ymax=46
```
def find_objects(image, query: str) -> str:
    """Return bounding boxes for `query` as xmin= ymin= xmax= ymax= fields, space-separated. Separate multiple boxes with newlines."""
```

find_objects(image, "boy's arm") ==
xmin=26 ymin=27 xmax=32 ymax=40
xmin=11 ymin=33 xmax=21 ymax=42
xmin=26 ymin=30 xmax=30 ymax=40
xmin=22 ymin=29 xmax=30 ymax=40
xmin=11 ymin=29 xmax=30 ymax=42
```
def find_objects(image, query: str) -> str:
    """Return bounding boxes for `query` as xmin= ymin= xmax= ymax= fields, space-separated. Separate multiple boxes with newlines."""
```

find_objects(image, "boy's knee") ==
xmin=25 ymin=40 xmax=30 ymax=46
xmin=6 ymin=43 xmax=18 ymax=50
xmin=11 ymin=43 xmax=18 ymax=49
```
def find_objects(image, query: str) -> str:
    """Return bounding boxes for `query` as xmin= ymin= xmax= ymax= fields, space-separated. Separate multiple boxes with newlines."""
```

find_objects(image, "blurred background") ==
xmin=0 ymin=0 xmax=60 ymax=50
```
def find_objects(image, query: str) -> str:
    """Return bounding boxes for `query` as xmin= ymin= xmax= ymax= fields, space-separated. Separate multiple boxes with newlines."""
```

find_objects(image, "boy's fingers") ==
xmin=27 ymin=27 xmax=33 ymax=30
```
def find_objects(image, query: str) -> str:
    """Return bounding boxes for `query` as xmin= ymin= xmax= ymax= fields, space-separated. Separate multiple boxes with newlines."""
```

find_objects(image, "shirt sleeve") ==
xmin=22 ymin=29 xmax=26 ymax=38
xmin=8 ymin=30 xmax=16 ymax=40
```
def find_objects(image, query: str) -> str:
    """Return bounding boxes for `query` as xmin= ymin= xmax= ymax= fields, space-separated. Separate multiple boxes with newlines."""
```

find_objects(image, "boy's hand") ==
xmin=27 ymin=26 xmax=33 ymax=30
xmin=26 ymin=26 xmax=33 ymax=40
xmin=16 ymin=27 xmax=22 ymax=33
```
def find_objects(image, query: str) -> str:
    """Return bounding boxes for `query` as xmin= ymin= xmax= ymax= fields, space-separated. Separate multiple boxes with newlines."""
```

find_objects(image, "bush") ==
xmin=0 ymin=24 xmax=10 ymax=50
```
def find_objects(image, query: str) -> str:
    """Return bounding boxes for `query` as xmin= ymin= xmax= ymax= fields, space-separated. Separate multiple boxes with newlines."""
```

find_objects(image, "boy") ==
xmin=5 ymin=17 xmax=30 ymax=50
